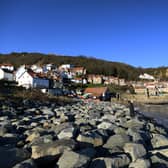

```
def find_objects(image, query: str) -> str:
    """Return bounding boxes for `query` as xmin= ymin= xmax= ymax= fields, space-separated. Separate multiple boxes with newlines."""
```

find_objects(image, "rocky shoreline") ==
xmin=0 ymin=99 xmax=168 ymax=168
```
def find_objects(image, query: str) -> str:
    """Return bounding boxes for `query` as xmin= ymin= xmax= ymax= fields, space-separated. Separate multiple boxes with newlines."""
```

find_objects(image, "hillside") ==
xmin=0 ymin=52 xmax=167 ymax=80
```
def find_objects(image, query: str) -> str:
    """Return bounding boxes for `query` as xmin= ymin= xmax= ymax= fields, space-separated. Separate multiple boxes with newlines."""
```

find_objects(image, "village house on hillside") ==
xmin=15 ymin=65 xmax=28 ymax=82
xmin=119 ymin=78 xmax=126 ymax=86
xmin=71 ymin=77 xmax=87 ymax=84
xmin=87 ymin=74 xmax=104 ymax=84
xmin=0 ymin=68 xmax=14 ymax=81
xmin=139 ymin=73 xmax=155 ymax=80
xmin=59 ymin=64 xmax=74 ymax=71
xmin=104 ymin=76 xmax=119 ymax=85
xmin=30 ymin=64 xmax=57 ymax=74
xmin=0 ymin=63 xmax=14 ymax=71
xmin=31 ymin=64 xmax=43 ymax=73
xmin=104 ymin=76 xmax=126 ymax=86
xmin=43 ymin=63 xmax=57 ymax=73
xmin=17 ymin=68 xmax=49 ymax=89
xmin=70 ymin=67 xmax=86 ymax=76
xmin=87 ymin=75 xmax=126 ymax=86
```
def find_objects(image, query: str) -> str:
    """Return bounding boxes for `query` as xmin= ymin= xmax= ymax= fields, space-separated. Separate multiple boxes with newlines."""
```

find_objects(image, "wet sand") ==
xmin=112 ymin=93 xmax=168 ymax=128
xmin=137 ymin=104 xmax=168 ymax=129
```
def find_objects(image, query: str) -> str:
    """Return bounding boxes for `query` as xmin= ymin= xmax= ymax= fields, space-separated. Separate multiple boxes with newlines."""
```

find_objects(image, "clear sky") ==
xmin=1 ymin=0 xmax=168 ymax=67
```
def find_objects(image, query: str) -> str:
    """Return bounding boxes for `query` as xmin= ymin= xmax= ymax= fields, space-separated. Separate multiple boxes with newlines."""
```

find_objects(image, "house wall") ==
xmin=119 ymin=79 xmax=126 ymax=86
xmin=33 ymin=78 xmax=49 ymax=88
xmin=48 ymin=88 xmax=63 ymax=96
xmin=88 ymin=77 xmax=93 ymax=84
xmin=18 ymin=71 xmax=49 ymax=89
xmin=0 ymin=69 xmax=4 ymax=80
xmin=0 ymin=65 xmax=14 ymax=71
xmin=4 ymin=72 xmax=13 ymax=81
xmin=109 ymin=78 xmax=119 ymax=85
xmin=15 ymin=66 xmax=27 ymax=82
xmin=0 ymin=69 xmax=13 ymax=81
xmin=72 ymin=69 xmax=86 ymax=76
xmin=18 ymin=72 xmax=33 ymax=88
xmin=93 ymin=77 xmax=102 ymax=84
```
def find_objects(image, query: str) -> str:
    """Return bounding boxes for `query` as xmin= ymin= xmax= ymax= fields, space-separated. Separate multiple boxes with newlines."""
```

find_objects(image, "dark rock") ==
xmin=150 ymin=152 xmax=168 ymax=167
xmin=0 ymin=147 xmax=31 ymax=168
xmin=89 ymin=154 xmax=131 ymax=168
xmin=12 ymin=159 xmax=37 ymax=168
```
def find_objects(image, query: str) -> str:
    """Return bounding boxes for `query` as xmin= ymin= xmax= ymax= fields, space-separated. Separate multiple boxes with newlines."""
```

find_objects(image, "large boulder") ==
xmin=151 ymin=134 xmax=168 ymax=149
xmin=151 ymin=148 xmax=168 ymax=159
xmin=101 ymin=114 xmax=116 ymax=122
xmin=60 ymin=113 xmax=69 ymax=123
xmin=150 ymin=152 xmax=168 ymax=167
xmin=124 ymin=118 xmax=145 ymax=130
xmin=0 ymin=147 xmax=30 ymax=168
xmin=103 ymin=134 xmax=130 ymax=149
xmin=50 ymin=122 xmax=73 ymax=134
xmin=97 ymin=121 xmax=116 ymax=131
xmin=57 ymin=126 xmax=77 ymax=139
xmin=0 ymin=126 xmax=8 ymax=136
xmin=12 ymin=159 xmax=37 ymax=168
xmin=57 ymin=150 xmax=91 ymax=168
xmin=124 ymin=143 xmax=147 ymax=162
xmin=129 ymin=159 xmax=151 ymax=168
xmin=31 ymin=139 xmax=76 ymax=159
xmin=27 ymin=135 xmax=53 ymax=148
xmin=89 ymin=154 xmax=131 ymax=168
xmin=79 ymin=124 xmax=94 ymax=133
xmin=115 ymin=110 xmax=126 ymax=118
xmin=127 ymin=129 xmax=141 ymax=141
xmin=114 ymin=126 xmax=127 ymax=135
xmin=77 ymin=131 xmax=103 ymax=147
xmin=41 ymin=107 xmax=54 ymax=117
xmin=26 ymin=132 xmax=40 ymax=142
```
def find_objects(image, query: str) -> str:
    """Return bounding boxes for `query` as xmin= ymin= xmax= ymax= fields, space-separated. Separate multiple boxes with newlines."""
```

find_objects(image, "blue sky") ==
xmin=1 ymin=0 xmax=168 ymax=67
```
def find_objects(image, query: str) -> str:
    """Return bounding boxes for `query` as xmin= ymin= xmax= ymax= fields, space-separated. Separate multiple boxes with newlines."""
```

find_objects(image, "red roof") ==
xmin=70 ymin=67 xmax=85 ymax=72
xmin=72 ymin=67 xmax=84 ymax=70
xmin=84 ymin=87 xmax=108 ymax=97
xmin=27 ymin=69 xmax=47 ymax=79
xmin=27 ymin=69 xmax=37 ymax=78
xmin=0 ymin=63 xmax=13 ymax=67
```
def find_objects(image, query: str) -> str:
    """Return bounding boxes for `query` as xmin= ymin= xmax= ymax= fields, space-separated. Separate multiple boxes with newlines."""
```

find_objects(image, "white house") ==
xmin=139 ymin=73 xmax=155 ymax=80
xmin=71 ymin=78 xmax=87 ymax=84
xmin=17 ymin=70 xmax=49 ymax=89
xmin=15 ymin=65 xmax=27 ymax=82
xmin=59 ymin=64 xmax=74 ymax=72
xmin=0 ymin=68 xmax=14 ymax=81
xmin=45 ymin=64 xmax=56 ymax=71
xmin=31 ymin=65 xmax=43 ymax=73
xmin=0 ymin=63 xmax=14 ymax=71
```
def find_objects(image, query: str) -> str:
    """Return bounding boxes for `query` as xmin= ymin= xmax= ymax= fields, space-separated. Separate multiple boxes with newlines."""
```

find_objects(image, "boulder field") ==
xmin=0 ymin=99 xmax=168 ymax=168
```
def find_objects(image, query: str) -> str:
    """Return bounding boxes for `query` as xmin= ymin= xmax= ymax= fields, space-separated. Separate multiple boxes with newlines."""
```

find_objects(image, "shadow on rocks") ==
xmin=34 ymin=155 xmax=59 ymax=168
xmin=89 ymin=159 xmax=107 ymax=168
xmin=95 ymin=146 xmax=124 ymax=157
xmin=77 ymin=141 xmax=94 ymax=149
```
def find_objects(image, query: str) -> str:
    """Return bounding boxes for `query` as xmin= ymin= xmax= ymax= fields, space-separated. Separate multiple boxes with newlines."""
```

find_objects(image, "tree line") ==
xmin=0 ymin=52 xmax=167 ymax=81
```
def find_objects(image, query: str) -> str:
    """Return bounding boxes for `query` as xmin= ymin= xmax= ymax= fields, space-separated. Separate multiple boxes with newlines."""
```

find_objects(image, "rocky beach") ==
xmin=0 ymin=99 xmax=168 ymax=168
